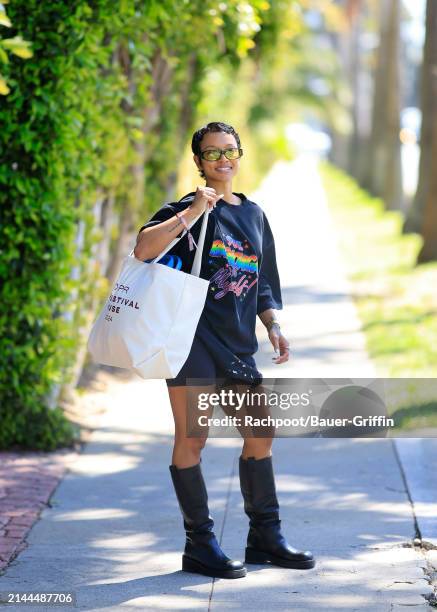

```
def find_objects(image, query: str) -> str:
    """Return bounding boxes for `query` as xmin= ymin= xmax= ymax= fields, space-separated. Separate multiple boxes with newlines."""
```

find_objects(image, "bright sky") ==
xmin=402 ymin=0 xmax=425 ymax=22
xmin=402 ymin=0 xmax=426 ymax=45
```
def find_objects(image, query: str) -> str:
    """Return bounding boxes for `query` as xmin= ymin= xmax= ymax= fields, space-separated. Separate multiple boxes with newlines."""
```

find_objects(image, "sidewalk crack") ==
xmin=208 ymin=452 xmax=238 ymax=609
xmin=390 ymin=440 xmax=437 ymax=607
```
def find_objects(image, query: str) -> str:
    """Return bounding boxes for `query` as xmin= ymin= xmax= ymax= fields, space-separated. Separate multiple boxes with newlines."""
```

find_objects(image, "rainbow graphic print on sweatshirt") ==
xmin=208 ymin=233 xmax=258 ymax=301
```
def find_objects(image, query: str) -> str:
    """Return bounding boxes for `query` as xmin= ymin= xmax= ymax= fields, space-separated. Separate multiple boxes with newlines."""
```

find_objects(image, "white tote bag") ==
xmin=87 ymin=208 xmax=210 ymax=379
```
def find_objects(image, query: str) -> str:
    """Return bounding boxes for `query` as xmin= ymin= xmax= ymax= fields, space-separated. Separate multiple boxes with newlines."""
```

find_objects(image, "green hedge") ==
xmin=0 ymin=0 xmax=290 ymax=450
xmin=1 ymin=2 xmax=126 ymax=449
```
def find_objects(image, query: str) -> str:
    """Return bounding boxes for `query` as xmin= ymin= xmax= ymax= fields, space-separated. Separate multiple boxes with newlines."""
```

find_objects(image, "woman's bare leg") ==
xmin=241 ymin=438 xmax=273 ymax=459
xmin=168 ymin=384 xmax=216 ymax=468
xmin=219 ymin=382 xmax=274 ymax=459
xmin=241 ymin=383 xmax=273 ymax=458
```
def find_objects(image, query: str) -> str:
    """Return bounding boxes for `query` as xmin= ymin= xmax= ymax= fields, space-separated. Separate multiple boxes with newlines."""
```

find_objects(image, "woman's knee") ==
xmin=174 ymin=435 xmax=208 ymax=453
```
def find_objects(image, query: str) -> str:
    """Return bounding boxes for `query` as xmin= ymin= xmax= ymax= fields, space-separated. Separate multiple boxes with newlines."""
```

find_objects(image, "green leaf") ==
xmin=0 ymin=73 xmax=10 ymax=94
xmin=0 ymin=13 xmax=12 ymax=28
xmin=0 ymin=47 xmax=9 ymax=64
xmin=2 ymin=36 xmax=33 ymax=59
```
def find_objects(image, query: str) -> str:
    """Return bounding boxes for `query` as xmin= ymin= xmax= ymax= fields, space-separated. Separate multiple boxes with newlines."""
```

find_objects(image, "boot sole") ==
xmin=245 ymin=547 xmax=316 ymax=569
xmin=182 ymin=554 xmax=247 ymax=579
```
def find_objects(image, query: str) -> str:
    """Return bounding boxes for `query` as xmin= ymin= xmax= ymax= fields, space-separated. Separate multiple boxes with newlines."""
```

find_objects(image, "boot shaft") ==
xmin=169 ymin=462 xmax=214 ymax=535
xmin=239 ymin=455 xmax=280 ymax=521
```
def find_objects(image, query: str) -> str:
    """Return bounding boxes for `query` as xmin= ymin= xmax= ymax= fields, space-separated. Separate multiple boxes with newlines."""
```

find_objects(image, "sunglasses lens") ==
xmin=201 ymin=148 xmax=242 ymax=161
xmin=202 ymin=150 xmax=221 ymax=161
xmin=224 ymin=148 xmax=240 ymax=159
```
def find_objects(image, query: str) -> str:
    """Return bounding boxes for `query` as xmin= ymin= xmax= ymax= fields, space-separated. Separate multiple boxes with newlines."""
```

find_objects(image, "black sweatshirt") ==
xmin=138 ymin=191 xmax=283 ymax=384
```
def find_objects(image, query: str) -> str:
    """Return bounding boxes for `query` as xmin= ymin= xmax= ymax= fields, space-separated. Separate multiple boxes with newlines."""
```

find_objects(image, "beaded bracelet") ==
xmin=175 ymin=211 xmax=198 ymax=252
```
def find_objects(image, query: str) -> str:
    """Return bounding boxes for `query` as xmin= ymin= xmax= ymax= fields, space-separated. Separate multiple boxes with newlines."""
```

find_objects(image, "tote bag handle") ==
xmin=129 ymin=207 xmax=210 ymax=277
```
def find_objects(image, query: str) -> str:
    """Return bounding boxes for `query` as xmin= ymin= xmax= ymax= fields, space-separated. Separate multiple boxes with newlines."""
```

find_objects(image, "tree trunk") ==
xmin=348 ymin=5 xmax=373 ymax=184
xmin=329 ymin=1 xmax=372 ymax=179
xmin=105 ymin=46 xmax=171 ymax=290
xmin=105 ymin=202 xmax=134 ymax=286
xmin=404 ymin=0 xmax=437 ymax=236
xmin=363 ymin=0 xmax=403 ymax=210
xmin=327 ymin=23 xmax=352 ymax=172
xmin=418 ymin=127 xmax=437 ymax=262
xmin=163 ymin=52 xmax=201 ymax=201
xmin=416 ymin=1 xmax=437 ymax=261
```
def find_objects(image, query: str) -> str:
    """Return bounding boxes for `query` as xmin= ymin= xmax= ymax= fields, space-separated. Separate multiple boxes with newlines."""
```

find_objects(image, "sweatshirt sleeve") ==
xmin=136 ymin=196 xmax=207 ymax=271
xmin=138 ymin=203 xmax=184 ymax=238
xmin=256 ymin=211 xmax=283 ymax=315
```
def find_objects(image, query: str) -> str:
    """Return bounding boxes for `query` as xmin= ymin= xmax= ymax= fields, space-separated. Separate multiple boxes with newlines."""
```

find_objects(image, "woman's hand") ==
xmin=268 ymin=323 xmax=290 ymax=364
xmin=189 ymin=186 xmax=224 ymax=217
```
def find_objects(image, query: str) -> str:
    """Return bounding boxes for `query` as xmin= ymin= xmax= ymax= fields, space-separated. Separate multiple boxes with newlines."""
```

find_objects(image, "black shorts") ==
xmin=165 ymin=334 xmax=257 ymax=388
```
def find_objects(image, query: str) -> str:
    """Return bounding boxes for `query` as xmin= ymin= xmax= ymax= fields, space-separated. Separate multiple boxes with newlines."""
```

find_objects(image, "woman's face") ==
xmin=194 ymin=131 xmax=240 ymax=182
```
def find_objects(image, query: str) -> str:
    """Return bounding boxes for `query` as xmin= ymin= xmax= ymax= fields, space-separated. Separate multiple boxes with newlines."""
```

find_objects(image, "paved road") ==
xmin=0 ymin=155 xmax=435 ymax=610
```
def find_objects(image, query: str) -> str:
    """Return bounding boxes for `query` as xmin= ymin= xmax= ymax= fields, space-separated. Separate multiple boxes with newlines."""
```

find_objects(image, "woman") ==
xmin=134 ymin=121 xmax=316 ymax=579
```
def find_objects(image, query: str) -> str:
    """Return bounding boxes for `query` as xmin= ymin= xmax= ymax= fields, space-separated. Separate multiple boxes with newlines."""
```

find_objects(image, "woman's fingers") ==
xmin=272 ymin=338 xmax=290 ymax=364
xmin=272 ymin=351 xmax=289 ymax=364
xmin=199 ymin=186 xmax=218 ymax=199
xmin=199 ymin=187 xmax=223 ymax=200
xmin=212 ymin=193 xmax=224 ymax=208
xmin=206 ymin=193 xmax=224 ymax=209
xmin=195 ymin=187 xmax=226 ymax=211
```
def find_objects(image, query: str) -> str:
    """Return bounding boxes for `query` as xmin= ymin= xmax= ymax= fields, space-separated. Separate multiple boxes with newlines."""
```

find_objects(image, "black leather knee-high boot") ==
xmin=169 ymin=461 xmax=247 ymax=578
xmin=239 ymin=455 xmax=316 ymax=569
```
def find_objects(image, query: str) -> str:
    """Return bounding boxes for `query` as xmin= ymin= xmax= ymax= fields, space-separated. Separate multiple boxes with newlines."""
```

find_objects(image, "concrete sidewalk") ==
xmin=251 ymin=152 xmax=376 ymax=379
xmin=0 ymin=155 xmax=435 ymax=610
xmin=0 ymin=380 xmax=432 ymax=610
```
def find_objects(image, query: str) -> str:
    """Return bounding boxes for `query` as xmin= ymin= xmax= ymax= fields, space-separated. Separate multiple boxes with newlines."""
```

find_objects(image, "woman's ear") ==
xmin=193 ymin=154 xmax=204 ymax=178
xmin=193 ymin=154 xmax=201 ymax=169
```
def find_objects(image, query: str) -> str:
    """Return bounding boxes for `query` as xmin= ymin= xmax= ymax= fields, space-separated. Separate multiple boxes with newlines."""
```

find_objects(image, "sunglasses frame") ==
xmin=199 ymin=147 xmax=243 ymax=161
